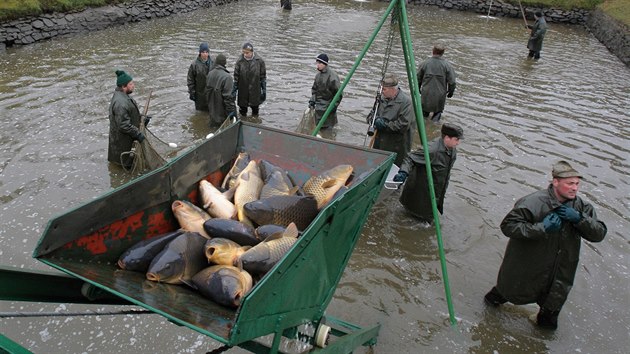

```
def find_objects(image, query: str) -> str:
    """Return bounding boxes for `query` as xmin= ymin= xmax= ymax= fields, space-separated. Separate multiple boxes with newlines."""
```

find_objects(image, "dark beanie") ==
xmin=242 ymin=42 xmax=254 ymax=51
xmin=441 ymin=123 xmax=464 ymax=139
xmin=199 ymin=42 xmax=209 ymax=53
xmin=535 ymin=11 xmax=543 ymax=17
xmin=115 ymin=70 xmax=133 ymax=86
xmin=316 ymin=53 xmax=329 ymax=65
xmin=215 ymin=54 xmax=227 ymax=67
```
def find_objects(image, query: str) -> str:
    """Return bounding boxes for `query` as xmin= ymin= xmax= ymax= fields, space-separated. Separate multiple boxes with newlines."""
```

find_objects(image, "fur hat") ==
xmin=382 ymin=74 xmax=398 ymax=87
xmin=552 ymin=160 xmax=582 ymax=178
xmin=315 ymin=53 xmax=329 ymax=65
xmin=115 ymin=70 xmax=133 ymax=86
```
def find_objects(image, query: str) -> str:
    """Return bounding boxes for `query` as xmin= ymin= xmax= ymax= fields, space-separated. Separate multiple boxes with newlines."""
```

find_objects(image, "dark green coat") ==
xmin=398 ymin=137 xmax=456 ymax=221
xmin=311 ymin=66 xmax=341 ymax=128
xmin=373 ymin=88 xmax=414 ymax=167
xmin=187 ymin=55 xmax=213 ymax=111
xmin=206 ymin=64 xmax=236 ymax=126
xmin=527 ymin=17 xmax=548 ymax=52
xmin=417 ymin=55 xmax=456 ymax=113
xmin=496 ymin=185 xmax=607 ymax=311
xmin=107 ymin=87 xmax=142 ymax=166
xmin=234 ymin=53 xmax=266 ymax=108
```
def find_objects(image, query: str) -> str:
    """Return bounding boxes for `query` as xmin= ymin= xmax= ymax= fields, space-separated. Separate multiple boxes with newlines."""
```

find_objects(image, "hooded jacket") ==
xmin=206 ymin=64 xmax=236 ymax=126
xmin=108 ymin=87 xmax=142 ymax=166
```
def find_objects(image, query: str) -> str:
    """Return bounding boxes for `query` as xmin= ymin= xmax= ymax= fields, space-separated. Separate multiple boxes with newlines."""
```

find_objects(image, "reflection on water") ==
xmin=1 ymin=0 xmax=629 ymax=353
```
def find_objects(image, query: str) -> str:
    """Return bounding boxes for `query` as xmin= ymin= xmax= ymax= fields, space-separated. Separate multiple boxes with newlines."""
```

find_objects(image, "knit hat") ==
xmin=199 ymin=42 xmax=209 ymax=53
xmin=242 ymin=42 xmax=254 ymax=51
xmin=552 ymin=161 xmax=582 ymax=179
xmin=215 ymin=54 xmax=227 ymax=67
xmin=382 ymin=74 xmax=398 ymax=87
xmin=441 ymin=123 xmax=464 ymax=139
xmin=115 ymin=70 xmax=133 ymax=86
xmin=315 ymin=53 xmax=329 ymax=65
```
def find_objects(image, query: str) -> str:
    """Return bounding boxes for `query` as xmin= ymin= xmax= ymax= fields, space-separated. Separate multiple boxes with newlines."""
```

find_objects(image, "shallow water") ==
xmin=1 ymin=0 xmax=629 ymax=353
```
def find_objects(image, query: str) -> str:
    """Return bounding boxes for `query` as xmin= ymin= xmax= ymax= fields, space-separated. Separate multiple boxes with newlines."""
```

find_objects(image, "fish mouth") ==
xmin=117 ymin=259 xmax=126 ymax=269
xmin=146 ymin=273 xmax=160 ymax=282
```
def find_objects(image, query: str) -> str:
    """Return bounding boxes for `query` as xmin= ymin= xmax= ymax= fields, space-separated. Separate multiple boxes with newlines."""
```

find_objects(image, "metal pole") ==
xmin=397 ymin=0 xmax=457 ymax=327
xmin=310 ymin=0 xmax=398 ymax=136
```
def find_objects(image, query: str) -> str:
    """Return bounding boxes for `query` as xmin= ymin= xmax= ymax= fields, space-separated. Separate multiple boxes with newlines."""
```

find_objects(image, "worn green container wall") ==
xmin=33 ymin=122 xmax=393 ymax=345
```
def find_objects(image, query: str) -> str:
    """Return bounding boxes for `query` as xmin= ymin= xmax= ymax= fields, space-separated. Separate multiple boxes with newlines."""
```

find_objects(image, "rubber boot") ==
xmin=484 ymin=287 xmax=507 ymax=307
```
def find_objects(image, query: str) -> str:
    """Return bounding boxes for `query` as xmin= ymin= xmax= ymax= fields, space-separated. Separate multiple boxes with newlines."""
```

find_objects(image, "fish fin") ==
xmin=180 ymin=279 xmax=196 ymax=289
xmin=223 ymin=187 xmax=237 ymax=201
xmin=235 ymin=258 xmax=244 ymax=270
xmin=240 ymin=171 xmax=251 ymax=182
xmin=283 ymin=222 xmax=299 ymax=238
xmin=288 ymin=186 xmax=300 ymax=195
xmin=264 ymin=231 xmax=284 ymax=242
xmin=321 ymin=179 xmax=337 ymax=188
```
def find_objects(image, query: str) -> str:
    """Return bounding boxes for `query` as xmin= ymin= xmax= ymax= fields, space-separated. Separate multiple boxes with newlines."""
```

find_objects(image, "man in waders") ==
xmin=527 ymin=11 xmax=548 ymax=60
xmin=187 ymin=42 xmax=213 ymax=111
xmin=417 ymin=44 xmax=457 ymax=122
xmin=309 ymin=53 xmax=342 ymax=129
xmin=206 ymin=53 xmax=236 ymax=127
xmin=484 ymin=161 xmax=606 ymax=330
xmin=232 ymin=42 xmax=267 ymax=118
xmin=393 ymin=123 xmax=463 ymax=222
xmin=107 ymin=70 xmax=147 ymax=168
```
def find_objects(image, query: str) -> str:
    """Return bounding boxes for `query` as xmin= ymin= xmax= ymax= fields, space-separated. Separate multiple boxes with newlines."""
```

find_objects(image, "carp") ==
xmin=117 ymin=229 xmax=184 ymax=272
xmin=303 ymin=164 xmax=353 ymax=209
xmin=198 ymin=179 xmax=237 ymax=219
xmin=244 ymin=194 xmax=319 ymax=230
xmin=221 ymin=152 xmax=251 ymax=190
xmin=172 ymin=200 xmax=211 ymax=238
xmin=239 ymin=223 xmax=299 ymax=275
xmin=255 ymin=224 xmax=287 ymax=241
xmin=203 ymin=218 xmax=259 ymax=246
xmin=233 ymin=160 xmax=263 ymax=227
xmin=259 ymin=160 xmax=296 ymax=199
xmin=146 ymin=231 xmax=207 ymax=285
xmin=204 ymin=238 xmax=251 ymax=266
xmin=192 ymin=265 xmax=253 ymax=308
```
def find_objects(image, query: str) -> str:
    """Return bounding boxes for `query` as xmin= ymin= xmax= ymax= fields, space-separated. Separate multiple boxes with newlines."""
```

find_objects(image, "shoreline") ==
xmin=0 ymin=0 xmax=628 ymax=66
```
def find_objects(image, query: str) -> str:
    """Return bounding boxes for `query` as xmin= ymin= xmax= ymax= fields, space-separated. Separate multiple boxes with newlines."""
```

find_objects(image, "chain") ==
xmin=379 ymin=7 xmax=399 ymax=83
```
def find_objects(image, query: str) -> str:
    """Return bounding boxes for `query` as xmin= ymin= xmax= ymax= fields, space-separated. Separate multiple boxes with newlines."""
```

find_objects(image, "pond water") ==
xmin=1 ymin=0 xmax=628 ymax=353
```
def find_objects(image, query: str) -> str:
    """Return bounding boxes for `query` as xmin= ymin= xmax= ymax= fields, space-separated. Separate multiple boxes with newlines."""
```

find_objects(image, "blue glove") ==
xmin=137 ymin=132 xmax=146 ymax=143
xmin=308 ymin=99 xmax=315 ymax=108
xmin=393 ymin=171 xmax=408 ymax=183
xmin=374 ymin=117 xmax=387 ymax=131
xmin=231 ymin=86 xmax=237 ymax=98
xmin=556 ymin=204 xmax=582 ymax=224
xmin=260 ymin=80 xmax=267 ymax=102
xmin=542 ymin=213 xmax=562 ymax=233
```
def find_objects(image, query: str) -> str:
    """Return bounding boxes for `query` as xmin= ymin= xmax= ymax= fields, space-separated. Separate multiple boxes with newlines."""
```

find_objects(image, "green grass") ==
xmin=598 ymin=0 xmax=630 ymax=24
xmin=516 ymin=0 xmax=603 ymax=10
xmin=0 ymin=0 xmax=124 ymax=21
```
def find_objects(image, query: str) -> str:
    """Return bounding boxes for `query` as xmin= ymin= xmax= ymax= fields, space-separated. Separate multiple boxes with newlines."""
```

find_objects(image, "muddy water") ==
xmin=1 ymin=0 xmax=628 ymax=353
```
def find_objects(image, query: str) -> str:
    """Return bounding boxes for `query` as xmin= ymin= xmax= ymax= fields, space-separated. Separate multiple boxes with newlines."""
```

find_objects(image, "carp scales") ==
xmin=221 ymin=152 xmax=251 ymax=190
xmin=244 ymin=194 xmax=318 ymax=230
xmin=192 ymin=265 xmax=253 ymax=308
xmin=203 ymin=218 xmax=259 ymax=246
xmin=172 ymin=200 xmax=211 ymax=238
xmin=239 ymin=223 xmax=299 ymax=275
xmin=259 ymin=160 xmax=296 ymax=199
xmin=117 ymin=229 xmax=184 ymax=272
xmin=146 ymin=231 xmax=207 ymax=285
xmin=234 ymin=160 xmax=263 ymax=227
xmin=198 ymin=179 xmax=237 ymax=219
xmin=303 ymin=164 xmax=353 ymax=209
xmin=204 ymin=238 xmax=251 ymax=266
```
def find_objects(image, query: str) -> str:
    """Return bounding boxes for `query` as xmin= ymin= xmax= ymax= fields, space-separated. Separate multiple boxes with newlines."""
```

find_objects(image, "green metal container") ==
xmin=32 ymin=121 xmax=394 ymax=352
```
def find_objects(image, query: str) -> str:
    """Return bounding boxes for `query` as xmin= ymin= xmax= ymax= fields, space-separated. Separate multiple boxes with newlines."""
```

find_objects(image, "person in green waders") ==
xmin=527 ymin=11 xmax=548 ymax=60
xmin=417 ymin=44 xmax=457 ymax=123
xmin=392 ymin=123 xmax=463 ymax=222
xmin=187 ymin=42 xmax=213 ymax=111
xmin=484 ymin=161 xmax=607 ymax=330
xmin=107 ymin=70 xmax=148 ymax=168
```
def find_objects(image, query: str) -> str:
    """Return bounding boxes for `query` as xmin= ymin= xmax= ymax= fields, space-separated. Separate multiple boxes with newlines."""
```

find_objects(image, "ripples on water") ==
xmin=1 ymin=0 xmax=628 ymax=353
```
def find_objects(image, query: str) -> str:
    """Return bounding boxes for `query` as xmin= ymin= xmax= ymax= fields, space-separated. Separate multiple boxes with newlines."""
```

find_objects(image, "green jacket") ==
xmin=527 ymin=17 xmax=548 ymax=52
xmin=234 ymin=53 xmax=266 ymax=108
xmin=206 ymin=64 xmax=236 ymax=126
xmin=311 ymin=66 xmax=341 ymax=128
xmin=187 ymin=55 xmax=213 ymax=111
xmin=373 ymin=88 xmax=414 ymax=167
xmin=107 ymin=87 xmax=142 ymax=166
xmin=417 ymin=55 xmax=456 ymax=113
xmin=398 ymin=137 xmax=456 ymax=220
xmin=496 ymin=185 xmax=607 ymax=311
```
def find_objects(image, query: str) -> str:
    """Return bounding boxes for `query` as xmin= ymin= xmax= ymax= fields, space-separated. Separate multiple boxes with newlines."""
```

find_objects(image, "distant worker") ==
xmin=393 ymin=123 xmax=463 ymax=222
xmin=280 ymin=0 xmax=292 ymax=10
xmin=370 ymin=74 xmax=414 ymax=167
xmin=206 ymin=53 xmax=236 ymax=127
xmin=417 ymin=44 xmax=456 ymax=122
xmin=484 ymin=161 xmax=607 ymax=330
xmin=232 ymin=42 xmax=267 ymax=118
xmin=309 ymin=53 xmax=342 ymax=129
xmin=187 ymin=42 xmax=213 ymax=111
xmin=527 ymin=11 xmax=548 ymax=60
xmin=108 ymin=70 xmax=149 ymax=168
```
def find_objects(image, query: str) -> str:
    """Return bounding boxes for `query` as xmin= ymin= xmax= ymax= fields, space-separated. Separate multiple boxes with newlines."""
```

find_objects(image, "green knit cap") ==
xmin=115 ymin=70 xmax=133 ymax=86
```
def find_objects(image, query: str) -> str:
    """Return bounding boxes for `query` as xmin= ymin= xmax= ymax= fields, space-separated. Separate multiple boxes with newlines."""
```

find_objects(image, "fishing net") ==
xmin=296 ymin=107 xmax=316 ymax=135
xmin=120 ymin=122 xmax=180 ymax=176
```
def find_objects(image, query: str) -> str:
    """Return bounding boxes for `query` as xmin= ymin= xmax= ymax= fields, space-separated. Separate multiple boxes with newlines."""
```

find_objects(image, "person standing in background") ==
xmin=206 ymin=54 xmax=236 ymax=127
xmin=309 ymin=53 xmax=342 ymax=129
xmin=232 ymin=42 xmax=267 ymax=118
xmin=187 ymin=42 xmax=213 ymax=111
xmin=527 ymin=11 xmax=548 ymax=60
xmin=417 ymin=44 xmax=456 ymax=123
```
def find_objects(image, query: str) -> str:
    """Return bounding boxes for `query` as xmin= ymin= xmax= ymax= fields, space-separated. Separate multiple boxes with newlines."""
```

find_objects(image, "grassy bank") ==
xmin=1 ymin=0 xmax=629 ymax=27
